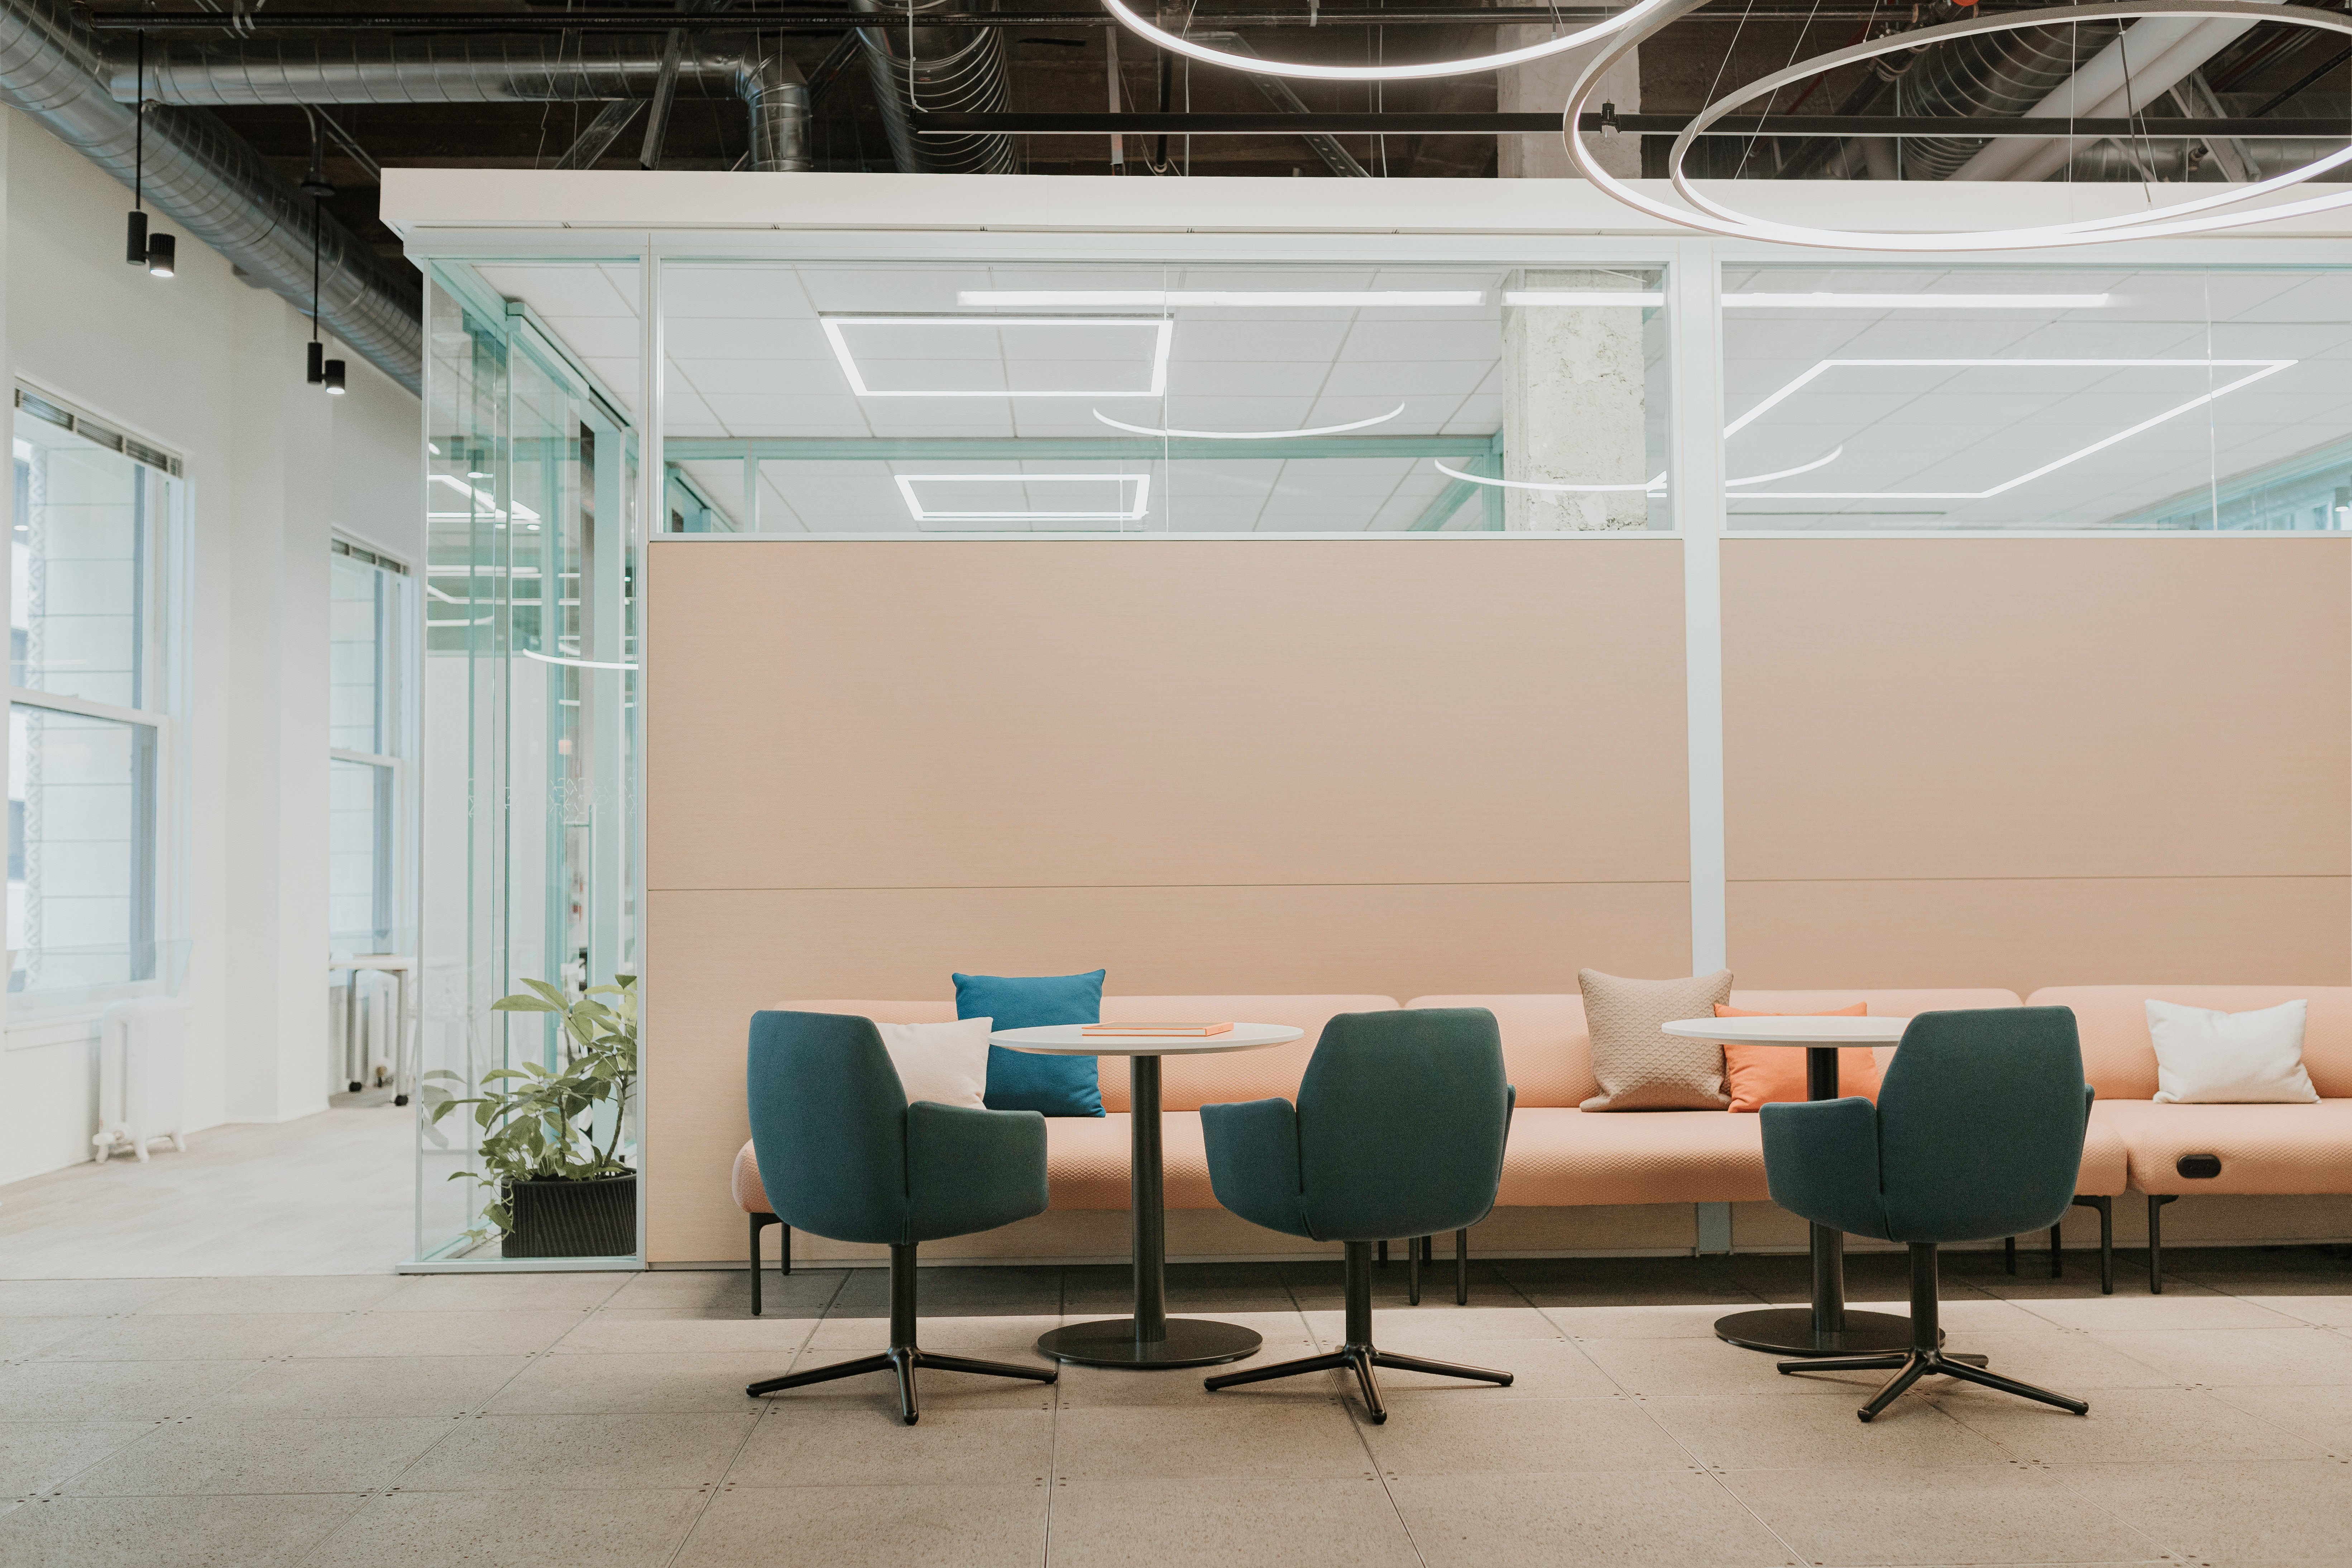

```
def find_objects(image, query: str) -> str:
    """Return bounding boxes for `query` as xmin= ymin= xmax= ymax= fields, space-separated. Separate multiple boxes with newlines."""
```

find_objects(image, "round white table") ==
xmin=992 ymin=1022 xmax=1303 ymax=1370
xmin=1663 ymin=1013 xmax=1922 ymax=1359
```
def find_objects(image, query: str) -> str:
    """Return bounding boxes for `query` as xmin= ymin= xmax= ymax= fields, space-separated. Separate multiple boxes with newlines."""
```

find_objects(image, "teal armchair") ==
xmin=1198 ymin=1008 xmax=1515 ymax=1423
xmin=1764 ymin=1006 xmax=2094 ymax=1423
xmin=742 ymin=1010 xmax=1057 ymax=1423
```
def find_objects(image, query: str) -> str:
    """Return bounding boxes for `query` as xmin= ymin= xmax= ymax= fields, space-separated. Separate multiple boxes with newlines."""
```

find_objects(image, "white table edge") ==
xmin=989 ymin=1024 xmax=1304 ymax=1058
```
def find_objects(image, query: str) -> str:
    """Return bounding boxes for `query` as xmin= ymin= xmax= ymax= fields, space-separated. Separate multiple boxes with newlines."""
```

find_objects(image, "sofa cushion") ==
xmin=732 ymin=1139 xmax=770 ymax=1215
xmin=1499 ymin=1108 xmax=1771 ymax=1206
xmin=2079 ymin=1104 xmax=2131 ymax=1198
xmin=1405 ymin=990 xmax=2025 ymax=1108
xmin=1717 ymin=1003 xmax=1874 ymax=1112
xmin=957 ymin=969 xmax=1107 ymax=1116
xmin=2027 ymin=987 xmax=2352 ymax=1101
xmin=1045 ymin=1113 xmax=1221 ymax=1210
xmin=2146 ymin=998 xmax=2319 ymax=1104
xmin=1578 ymin=969 xmax=1735 ymax=1111
xmin=2097 ymin=1098 xmax=2352 ymax=1195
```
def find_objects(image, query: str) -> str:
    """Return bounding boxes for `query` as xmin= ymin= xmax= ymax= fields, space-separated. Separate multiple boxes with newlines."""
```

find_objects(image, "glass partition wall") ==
xmin=407 ymin=238 xmax=2349 ymax=1267
xmin=416 ymin=262 xmax=641 ymax=1266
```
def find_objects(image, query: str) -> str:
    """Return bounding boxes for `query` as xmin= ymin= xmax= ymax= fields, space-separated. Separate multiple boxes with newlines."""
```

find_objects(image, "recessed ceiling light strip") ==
xmin=1092 ymin=405 xmax=1406 ymax=438
xmin=960 ymin=291 xmax=1482 ymax=306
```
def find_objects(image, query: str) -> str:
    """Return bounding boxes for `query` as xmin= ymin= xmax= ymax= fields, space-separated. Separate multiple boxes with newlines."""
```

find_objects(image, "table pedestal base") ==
xmin=1036 ymin=1318 xmax=1262 ymax=1370
xmin=1714 ymin=1307 xmax=1922 ymax=1358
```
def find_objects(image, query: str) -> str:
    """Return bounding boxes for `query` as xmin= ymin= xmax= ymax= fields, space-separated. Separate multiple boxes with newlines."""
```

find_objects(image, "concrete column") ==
xmin=1501 ymin=269 xmax=1650 ymax=532
xmin=1496 ymin=29 xmax=1640 ymax=181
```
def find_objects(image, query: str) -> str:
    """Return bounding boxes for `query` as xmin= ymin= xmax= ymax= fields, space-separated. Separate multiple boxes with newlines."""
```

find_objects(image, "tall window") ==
xmin=329 ymin=540 xmax=412 ymax=958
xmin=9 ymin=388 xmax=180 ymax=1001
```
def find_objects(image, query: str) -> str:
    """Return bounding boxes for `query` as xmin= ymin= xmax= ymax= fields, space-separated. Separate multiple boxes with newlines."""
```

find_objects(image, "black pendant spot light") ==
xmin=302 ymin=110 xmax=347 ymax=394
xmin=126 ymin=32 xmax=177 ymax=278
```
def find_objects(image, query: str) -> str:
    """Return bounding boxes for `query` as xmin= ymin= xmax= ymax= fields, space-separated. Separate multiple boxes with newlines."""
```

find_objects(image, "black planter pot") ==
xmin=501 ymin=1173 xmax=638 ymax=1258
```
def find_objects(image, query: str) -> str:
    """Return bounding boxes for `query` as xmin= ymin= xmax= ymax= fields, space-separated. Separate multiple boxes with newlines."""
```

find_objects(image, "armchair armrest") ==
xmin=1761 ymin=1096 xmax=1889 ymax=1241
xmin=1199 ymin=1097 xmax=1310 ymax=1239
xmin=906 ymin=1101 xmax=1049 ymax=1242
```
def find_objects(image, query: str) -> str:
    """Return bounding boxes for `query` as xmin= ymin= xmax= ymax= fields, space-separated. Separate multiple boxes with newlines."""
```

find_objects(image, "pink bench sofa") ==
xmin=2026 ymin=986 xmax=2352 ymax=1291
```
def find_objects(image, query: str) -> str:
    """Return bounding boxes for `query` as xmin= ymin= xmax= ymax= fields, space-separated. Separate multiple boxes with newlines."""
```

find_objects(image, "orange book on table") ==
xmin=1080 ymin=1021 xmax=1235 ymax=1037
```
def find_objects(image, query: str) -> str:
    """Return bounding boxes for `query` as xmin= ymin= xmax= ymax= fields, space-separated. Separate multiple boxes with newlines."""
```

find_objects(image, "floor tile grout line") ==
xmin=1286 ymin=1262 xmax=1433 ymax=1568
xmin=1515 ymin=1261 xmax=1821 ymax=1568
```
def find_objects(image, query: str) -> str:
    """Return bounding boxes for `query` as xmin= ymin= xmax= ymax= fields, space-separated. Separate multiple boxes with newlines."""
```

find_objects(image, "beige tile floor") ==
xmin=1 ymin=1248 xmax=2347 ymax=1568
xmin=0 ymin=1102 xmax=415 ymax=1279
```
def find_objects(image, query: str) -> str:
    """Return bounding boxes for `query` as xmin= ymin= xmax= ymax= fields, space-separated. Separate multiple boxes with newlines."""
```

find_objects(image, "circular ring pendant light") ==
xmin=1098 ymin=0 xmax=1644 ymax=80
xmin=1563 ymin=0 xmax=2352 ymax=250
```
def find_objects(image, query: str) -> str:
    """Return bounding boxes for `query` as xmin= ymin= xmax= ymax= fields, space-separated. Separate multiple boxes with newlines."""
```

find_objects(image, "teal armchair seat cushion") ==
xmin=1761 ymin=1006 xmax=2093 ymax=1246
xmin=746 ymin=1010 xmax=1049 ymax=1247
xmin=1201 ymin=1008 xmax=1513 ymax=1245
xmin=956 ymin=969 xmax=1107 ymax=1117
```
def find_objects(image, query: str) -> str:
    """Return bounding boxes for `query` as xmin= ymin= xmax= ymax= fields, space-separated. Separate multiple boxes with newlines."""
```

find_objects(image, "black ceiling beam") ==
xmin=915 ymin=111 xmax=2352 ymax=137
xmin=73 ymin=5 xmax=2032 ymax=30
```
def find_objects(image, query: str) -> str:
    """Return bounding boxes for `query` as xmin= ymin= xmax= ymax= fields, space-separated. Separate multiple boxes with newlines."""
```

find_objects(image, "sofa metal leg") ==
xmin=781 ymin=1221 xmax=791 ymax=1276
xmin=1455 ymin=1228 xmax=1469 ymax=1305
xmin=2003 ymin=1235 xmax=2017 ymax=1276
xmin=1378 ymin=1240 xmax=1389 ymax=1265
xmin=2148 ymin=1194 xmax=2178 ymax=1294
xmin=1407 ymin=1236 xmax=1422 ymax=1306
xmin=748 ymin=1212 xmax=778 ymax=1317
xmin=2072 ymin=1195 xmax=2114 ymax=1295
xmin=2049 ymin=1222 xmax=2063 ymax=1279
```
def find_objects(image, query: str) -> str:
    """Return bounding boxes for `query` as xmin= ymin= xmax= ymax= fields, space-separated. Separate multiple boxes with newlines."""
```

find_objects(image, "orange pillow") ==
xmin=1715 ymin=1003 xmax=1880 ymax=1113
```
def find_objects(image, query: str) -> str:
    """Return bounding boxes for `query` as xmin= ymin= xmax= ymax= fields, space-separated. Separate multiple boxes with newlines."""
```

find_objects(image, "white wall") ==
xmin=0 ymin=107 xmax=423 ymax=1184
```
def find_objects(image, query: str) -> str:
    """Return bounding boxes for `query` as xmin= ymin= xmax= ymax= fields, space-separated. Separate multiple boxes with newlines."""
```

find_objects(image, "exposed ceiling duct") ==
xmin=850 ymin=0 xmax=1015 ymax=174
xmin=1952 ymin=5 xmax=2288 ymax=181
xmin=104 ymin=30 xmax=813 ymax=172
xmin=0 ymin=0 xmax=422 ymax=390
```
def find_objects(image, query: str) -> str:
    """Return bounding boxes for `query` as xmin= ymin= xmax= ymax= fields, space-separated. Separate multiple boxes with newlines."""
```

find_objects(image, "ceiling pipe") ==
xmin=0 ymin=0 xmax=421 ymax=389
xmin=102 ymin=31 xmax=813 ymax=171
xmin=850 ymin=0 xmax=1014 ymax=174
xmin=1949 ymin=4 xmax=2285 ymax=180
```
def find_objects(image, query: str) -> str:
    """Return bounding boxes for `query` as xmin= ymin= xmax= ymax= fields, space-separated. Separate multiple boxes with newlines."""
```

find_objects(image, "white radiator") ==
xmin=94 ymin=997 xmax=192 ymax=1164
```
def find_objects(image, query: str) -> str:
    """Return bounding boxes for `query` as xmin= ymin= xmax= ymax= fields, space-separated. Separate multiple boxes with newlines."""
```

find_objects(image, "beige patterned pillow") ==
xmin=1578 ymin=969 xmax=1735 ymax=1111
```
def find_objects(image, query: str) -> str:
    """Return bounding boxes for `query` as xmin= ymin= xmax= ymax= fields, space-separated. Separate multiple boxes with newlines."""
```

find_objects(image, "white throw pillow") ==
xmin=2145 ymin=999 xmax=2319 ymax=1104
xmin=876 ymin=1017 xmax=992 ymax=1109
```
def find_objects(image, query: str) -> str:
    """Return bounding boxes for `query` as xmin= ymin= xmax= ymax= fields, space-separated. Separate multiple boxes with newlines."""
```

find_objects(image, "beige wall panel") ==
xmin=645 ymin=881 xmax=1688 ymax=1263
xmin=644 ymin=539 xmax=1688 ymax=892
xmin=1728 ymin=876 xmax=2351 ymax=999
xmin=1723 ymin=539 xmax=2351 ymax=883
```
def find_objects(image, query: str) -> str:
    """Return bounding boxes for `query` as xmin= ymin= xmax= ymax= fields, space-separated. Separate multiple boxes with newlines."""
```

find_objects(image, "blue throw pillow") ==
xmin=955 ymin=969 xmax=1106 ymax=1117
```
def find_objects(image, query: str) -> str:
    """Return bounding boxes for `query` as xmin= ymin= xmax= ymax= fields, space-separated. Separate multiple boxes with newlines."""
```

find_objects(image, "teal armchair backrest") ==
xmin=1876 ymin=1006 xmax=2091 ymax=1243
xmin=1296 ymin=1008 xmax=1512 ymax=1242
xmin=747 ymin=1010 xmax=914 ymax=1246
xmin=746 ymin=1010 xmax=1052 ymax=1248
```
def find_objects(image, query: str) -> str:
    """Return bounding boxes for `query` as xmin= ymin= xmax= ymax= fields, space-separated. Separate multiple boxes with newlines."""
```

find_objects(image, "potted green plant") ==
xmin=421 ymin=975 xmax=639 ymax=1258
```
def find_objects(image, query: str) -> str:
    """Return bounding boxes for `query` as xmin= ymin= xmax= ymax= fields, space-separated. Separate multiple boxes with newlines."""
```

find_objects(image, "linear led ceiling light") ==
xmin=1562 ymin=0 xmax=2352 ymax=250
xmin=1723 ymin=294 xmax=2112 ymax=310
xmin=1719 ymin=358 xmax=2293 ymax=498
xmin=895 ymin=473 xmax=1153 ymax=524
xmin=959 ymin=290 xmax=1482 ymax=307
xmin=1503 ymin=292 xmax=1664 ymax=307
xmin=1100 ymin=0 xmax=1640 ymax=80
xmin=821 ymin=316 xmax=1173 ymax=398
xmin=1431 ymin=445 xmax=1843 ymax=494
xmin=1092 ymin=405 xmax=1405 ymax=438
